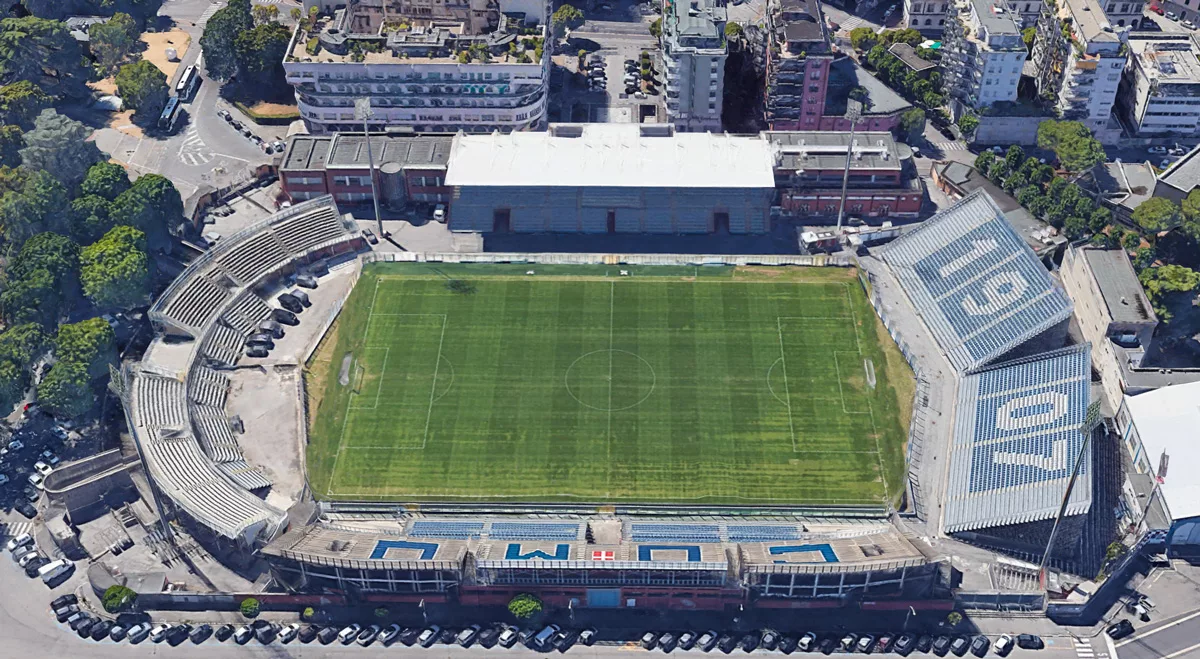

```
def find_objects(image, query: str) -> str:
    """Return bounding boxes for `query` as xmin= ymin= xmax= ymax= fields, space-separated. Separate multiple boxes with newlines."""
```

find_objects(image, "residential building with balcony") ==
xmin=282 ymin=0 xmax=549 ymax=135
xmin=1100 ymin=0 xmax=1146 ymax=28
xmin=661 ymin=0 xmax=728 ymax=132
xmin=1117 ymin=38 xmax=1200 ymax=137
xmin=764 ymin=0 xmax=835 ymax=131
xmin=941 ymin=0 xmax=1027 ymax=112
xmin=1032 ymin=0 xmax=1127 ymax=136
xmin=904 ymin=0 xmax=950 ymax=34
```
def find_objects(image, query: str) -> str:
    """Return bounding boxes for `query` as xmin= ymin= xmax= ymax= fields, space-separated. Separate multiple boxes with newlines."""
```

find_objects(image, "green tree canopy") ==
xmin=1132 ymin=196 xmax=1181 ymax=233
xmin=0 ymin=17 xmax=89 ymax=98
xmin=102 ymin=585 xmax=137 ymax=613
xmin=0 ymin=124 xmax=22 ymax=167
xmin=69 ymin=194 xmax=115 ymax=244
xmin=1139 ymin=264 xmax=1200 ymax=321
xmin=0 ymin=81 xmax=50 ymax=128
xmin=108 ymin=173 xmax=181 ymax=251
xmin=80 ymin=224 xmax=150 ymax=311
xmin=899 ymin=107 xmax=925 ymax=142
xmin=507 ymin=593 xmax=543 ymax=619
xmin=89 ymin=12 xmax=140 ymax=73
xmin=233 ymin=21 xmax=291 ymax=87
xmin=240 ymin=597 xmax=261 ymax=618
xmin=7 ymin=230 xmax=80 ymax=284
xmin=724 ymin=21 xmax=744 ymax=40
xmin=1036 ymin=120 xmax=1106 ymax=172
xmin=54 ymin=316 xmax=116 ymax=381
xmin=37 ymin=360 xmax=91 ymax=419
xmin=200 ymin=0 xmax=253 ymax=81
xmin=0 ymin=169 xmax=70 ymax=245
xmin=0 ymin=323 xmax=45 ymax=414
xmin=957 ymin=113 xmax=979 ymax=134
xmin=551 ymin=4 xmax=584 ymax=38
xmin=18 ymin=109 xmax=106 ymax=188
xmin=115 ymin=59 xmax=168 ymax=118
xmin=974 ymin=150 xmax=997 ymax=174
xmin=81 ymin=161 xmax=132 ymax=201
xmin=850 ymin=26 xmax=878 ymax=51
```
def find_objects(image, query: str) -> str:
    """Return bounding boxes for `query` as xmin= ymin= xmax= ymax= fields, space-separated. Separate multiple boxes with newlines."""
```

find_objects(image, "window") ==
xmin=939 ymin=18 xmax=944 ymax=24
xmin=925 ymin=17 xmax=932 ymax=24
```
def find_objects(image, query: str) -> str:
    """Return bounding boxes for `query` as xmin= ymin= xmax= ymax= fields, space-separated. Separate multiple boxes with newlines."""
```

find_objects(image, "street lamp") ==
xmin=835 ymin=99 xmax=863 ymax=236
xmin=354 ymin=98 xmax=385 ymax=238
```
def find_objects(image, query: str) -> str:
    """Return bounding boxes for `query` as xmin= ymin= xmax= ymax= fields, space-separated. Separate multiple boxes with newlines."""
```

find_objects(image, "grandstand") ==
xmin=126 ymin=196 xmax=361 ymax=545
xmin=943 ymin=345 xmax=1096 ymax=533
xmin=877 ymin=190 xmax=1073 ymax=373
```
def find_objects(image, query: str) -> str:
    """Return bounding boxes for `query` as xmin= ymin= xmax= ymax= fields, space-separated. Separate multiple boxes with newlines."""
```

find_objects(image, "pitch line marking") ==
xmin=844 ymin=283 xmax=890 ymax=503
xmin=833 ymin=352 xmax=871 ymax=416
xmin=564 ymin=350 xmax=657 ymax=412
xmin=776 ymin=317 xmax=799 ymax=452
xmin=607 ymin=282 xmax=614 ymax=443
xmin=348 ymin=347 xmax=390 ymax=410
xmin=416 ymin=314 xmax=448 ymax=451
xmin=327 ymin=276 xmax=382 ymax=497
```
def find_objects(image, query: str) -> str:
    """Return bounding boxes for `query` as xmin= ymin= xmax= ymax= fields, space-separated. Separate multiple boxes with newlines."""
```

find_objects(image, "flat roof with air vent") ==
xmin=1081 ymin=247 xmax=1157 ymax=324
xmin=765 ymin=131 xmax=902 ymax=172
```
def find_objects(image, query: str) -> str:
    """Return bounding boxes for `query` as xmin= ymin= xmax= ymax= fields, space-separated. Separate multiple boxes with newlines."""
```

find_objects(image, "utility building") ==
xmin=444 ymin=124 xmax=776 ymax=234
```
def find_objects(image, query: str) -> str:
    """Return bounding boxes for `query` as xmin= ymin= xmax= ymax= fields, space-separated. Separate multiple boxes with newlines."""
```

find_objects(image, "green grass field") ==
xmin=304 ymin=263 xmax=912 ymax=506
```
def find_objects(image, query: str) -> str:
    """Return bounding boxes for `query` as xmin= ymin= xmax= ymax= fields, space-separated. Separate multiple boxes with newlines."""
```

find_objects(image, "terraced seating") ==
xmin=489 ymin=522 xmax=582 ymax=541
xmin=188 ymin=367 xmax=229 ymax=407
xmin=215 ymin=232 xmax=289 ymax=284
xmin=216 ymin=460 xmax=273 ymax=490
xmin=409 ymin=520 xmax=484 ymax=539
xmin=191 ymin=404 xmax=241 ymax=463
xmin=132 ymin=375 xmax=189 ymax=430
xmin=273 ymin=204 xmax=348 ymax=254
xmin=201 ymin=324 xmax=243 ymax=365
xmin=630 ymin=523 xmax=721 ymax=543
xmin=221 ymin=291 xmax=273 ymax=335
xmin=727 ymin=524 xmax=801 ymax=542
xmin=161 ymin=275 xmax=232 ymax=332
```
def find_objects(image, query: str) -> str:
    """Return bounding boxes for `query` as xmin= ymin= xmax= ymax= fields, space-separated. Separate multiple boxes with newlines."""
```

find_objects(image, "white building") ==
xmin=941 ymin=0 xmax=1027 ymax=111
xmin=903 ymin=0 xmax=949 ymax=34
xmin=1100 ymin=0 xmax=1147 ymax=28
xmin=1119 ymin=39 xmax=1200 ymax=137
xmin=661 ymin=0 xmax=728 ymax=132
xmin=283 ymin=0 xmax=549 ymax=134
xmin=1032 ymin=0 xmax=1126 ymax=135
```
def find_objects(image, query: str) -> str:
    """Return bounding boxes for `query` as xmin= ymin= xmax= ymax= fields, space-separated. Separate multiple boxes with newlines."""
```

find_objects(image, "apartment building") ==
xmin=1100 ymin=0 xmax=1146 ymax=28
xmin=763 ymin=0 xmax=835 ymax=131
xmin=661 ymin=0 xmax=728 ymax=132
xmin=904 ymin=0 xmax=949 ymax=34
xmin=283 ymin=0 xmax=549 ymax=135
xmin=941 ymin=0 xmax=1027 ymax=111
xmin=1118 ymin=39 xmax=1200 ymax=136
xmin=1032 ymin=0 xmax=1127 ymax=135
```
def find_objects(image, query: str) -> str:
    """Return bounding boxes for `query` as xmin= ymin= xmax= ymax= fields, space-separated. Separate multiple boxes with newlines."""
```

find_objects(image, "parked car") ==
xmin=857 ymin=634 xmax=875 ymax=653
xmin=1161 ymin=158 xmax=1174 ymax=169
xmin=1167 ymin=10 xmax=1179 ymax=19
xmin=797 ymin=632 xmax=818 ymax=652
xmin=762 ymin=630 xmax=780 ymax=651
xmin=15 ymin=502 xmax=36 ymax=519
xmin=970 ymin=635 xmax=990 ymax=657
xmin=18 ymin=550 xmax=43 ymax=568
xmin=234 ymin=625 xmax=253 ymax=644
xmin=338 ymin=624 xmax=362 ymax=644
xmin=718 ymin=633 xmax=739 ymax=653
xmin=1149 ymin=145 xmax=1169 ymax=154
xmin=740 ymin=633 xmax=760 ymax=652
xmin=54 ymin=604 xmax=79 ymax=622
xmin=37 ymin=558 xmax=72 ymax=583
xmin=110 ymin=624 xmax=128 ymax=641
xmin=317 ymin=626 xmax=339 ymax=644
xmin=933 ymin=635 xmax=952 ymax=656
xmin=876 ymin=636 xmax=894 ymax=653
xmin=278 ymin=623 xmax=299 ymax=643
xmin=23 ymin=556 xmax=49 ymax=577
xmin=278 ymin=292 xmax=304 ymax=313
xmin=419 ymin=626 xmax=442 ymax=647
xmin=779 ymin=635 xmax=799 ymax=654
xmin=950 ymin=636 xmax=970 ymax=656
xmin=433 ymin=204 xmax=447 ymax=222
xmin=497 ymin=626 xmax=519 ymax=648
xmin=217 ymin=109 xmax=231 ymax=121
xmin=819 ymin=638 xmax=836 ymax=654
xmin=245 ymin=345 xmax=269 ymax=358
xmin=1016 ymin=634 xmax=1043 ymax=650
xmin=126 ymin=623 xmax=151 ymax=643
xmin=298 ymin=625 xmax=319 ymax=643
xmin=841 ymin=634 xmax=859 ymax=652
xmin=356 ymin=624 xmax=380 ymax=646
xmin=895 ymin=634 xmax=916 ymax=655
xmin=150 ymin=623 xmax=171 ymax=643
xmin=272 ymin=308 xmax=299 ymax=325
xmin=289 ymin=288 xmax=311 ymax=306
xmin=679 ymin=631 xmax=698 ymax=650
xmin=245 ymin=333 xmax=275 ymax=347
xmin=555 ymin=629 xmax=580 ymax=650
xmin=191 ymin=624 xmax=213 ymax=643
xmin=994 ymin=634 xmax=1013 ymax=656
xmin=295 ymin=274 xmax=319 ymax=289
xmin=6 ymin=534 xmax=32 ymax=552
xmin=90 ymin=620 xmax=113 ymax=641
xmin=27 ymin=473 xmax=43 ymax=489
xmin=362 ymin=228 xmax=379 ymax=244
xmin=40 ymin=451 xmax=59 ymax=466
xmin=1183 ymin=18 xmax=1196 ymax=28
xmin=642 ymin=632 xmax=659 ymax=650
xmin=696 ymin=630 xmax=718 ymax=652
xmin=1107 ymin=620 xmax=1135 ymax=640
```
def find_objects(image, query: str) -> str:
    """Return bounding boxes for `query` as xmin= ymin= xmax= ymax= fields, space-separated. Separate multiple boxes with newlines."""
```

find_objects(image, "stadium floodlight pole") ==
xmin=1037 ymin=408 xmax=1099 ymax=596
xmin=355 ymin=98 xmax=385 ymax=238
xmin=835 ymin=100 xmax=863 ymax=237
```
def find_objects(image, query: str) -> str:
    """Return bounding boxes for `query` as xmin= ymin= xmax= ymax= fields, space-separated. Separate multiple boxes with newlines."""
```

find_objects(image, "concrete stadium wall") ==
xmin=43 ymin=449 xmax=138 ymax=522
xmin=971 ymin=116 xmax=1043 ymax=147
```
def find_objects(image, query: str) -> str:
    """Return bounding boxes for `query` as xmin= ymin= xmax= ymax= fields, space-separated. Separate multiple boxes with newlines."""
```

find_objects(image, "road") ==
xmin=1114 ymin=610 xmax=1200 ymax=659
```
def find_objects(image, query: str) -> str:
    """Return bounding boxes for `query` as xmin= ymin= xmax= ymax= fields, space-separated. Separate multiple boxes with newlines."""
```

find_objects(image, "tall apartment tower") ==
xmin=661 ymin=0 xmax=729 ymax=132
xmin=941 ymin=0 xmax=1027 ymax=111
xmin=1032 ymin=0 xmax=1127 ymax=135
xmin=763 ymin=0 xmax=834 ymax=131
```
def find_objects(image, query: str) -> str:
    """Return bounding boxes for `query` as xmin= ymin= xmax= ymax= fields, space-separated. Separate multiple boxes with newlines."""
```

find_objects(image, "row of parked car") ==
xmin=215 ymin=109 xmax=286 ymax=155
xmin=7 ymin=533 xmax=73 ymax=585
xmin=638 ymin=630 xmax=1044 ymax=657
xmin=244 ymin=274 xmax=319 ymax=358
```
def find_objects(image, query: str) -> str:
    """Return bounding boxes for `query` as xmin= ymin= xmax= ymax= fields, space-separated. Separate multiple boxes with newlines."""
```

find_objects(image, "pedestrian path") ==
xmin=934 ymin=141 xmax=968 ymax=152
xmin=0 ymin=521 xmax=33 ymax=539
xmin=839 ymin=16 xmax=866 ymax=30
xmin=1075 ymin=637 xmax=1110 ymax=659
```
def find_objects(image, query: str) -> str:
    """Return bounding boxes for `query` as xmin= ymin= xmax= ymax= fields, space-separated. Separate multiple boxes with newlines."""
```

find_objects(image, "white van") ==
xmin=533 ymin=624 xmax=561 ymax=649
xmin=37 ymin=558 xmax=72 ymax=583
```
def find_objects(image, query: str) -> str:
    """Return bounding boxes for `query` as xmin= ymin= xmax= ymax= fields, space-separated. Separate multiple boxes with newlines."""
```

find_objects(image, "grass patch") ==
xmin=305 ymin=264 xmax=912 ymax=505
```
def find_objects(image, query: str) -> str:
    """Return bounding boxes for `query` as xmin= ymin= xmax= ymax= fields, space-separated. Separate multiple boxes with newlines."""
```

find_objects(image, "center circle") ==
xmin=564 ymin=349 xmax=656 ymax=412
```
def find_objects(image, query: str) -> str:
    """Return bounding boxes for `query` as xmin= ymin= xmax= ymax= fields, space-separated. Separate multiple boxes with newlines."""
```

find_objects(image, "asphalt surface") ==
xmin=1114 ymin=609 xmax=1200 ymax=659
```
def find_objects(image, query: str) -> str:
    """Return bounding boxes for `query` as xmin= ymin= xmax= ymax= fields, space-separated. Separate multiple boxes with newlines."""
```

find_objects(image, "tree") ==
xmin=0 ymin=169 xmax=70 ymax=245
xmin=1179 ymin=189 xmax=1200 ymax=241
xmin=0 ymin=81 xmax=50 ymax=128
xmin=649 ymin=17 xmax=662 ymax=38
xmin=0 ymin=323 xmax=45 ymax=413
xmin=115 ymin=60 xmax=168 ymax=119
xmin=974 ymin=150 xmax=997 ymax=174
xmin=899 ymin=108 xmax=925 ymax=142
xmin=301 ymin=606 xmax=315 ymax=620
xmin=240 ymin=597 xmax=261 ymax=618
xmin=0 ymin=268 xmax=60 ymax=327
xmin=957 ymin=113 xmax=979 ymax=134
xmin=1121 ymin=230 xmax=1142 ymax=251
xmin=18 ymin=109 xmax=105 ymax=189
xmin=725 ymin=22 xmax=744 ymax=40
xmin=81 ymin=162 xmax=132 ymax=202
xmin=1002 ymin=171 xmax=1027 ymax=193
xmin=551 ymin=4 xmax=585 ymax=39
xmin=252 ymin=4 xmax=280 ymax=24
xmin=1022 ymin=26 xmax=1036 ymax=49
xmin=0 ymin=124 xmax=21 ymax=167
xmin=507 ymin=593 xmax=543 ymax=619
xmin=946 ymin=612 xmax=963 ymax=626
xmin=0 ymin=17 xmax=89 ymax=98
xmin=880 ymin=28 xmax=923 ymax=47
xmin=1005 ymin=145 xmax=1025 ymax=170
xmin=234 ymin=21 xmax=291 ymax=87
xmin=1017 ymin=185 xmax=1041 ymax=208
xmin=7 ymin=231 xmax=80 ymax=286
xmin=108 ymin=173 xmax=182 ymax=251
xmin=89 ymin=13 xmax=139 ymax=73
xmin=1133 ymin=246 xmax=1156 ymax=271
xmin=102 ymin=585 xmax=137 ymax=613
xmin=987 ymin=160 xmax=1010 ymax=183
xmin=1036 ymin=120 xmax=1106 ymax=172
xmin=1132 ymin=196 xmax=1181 ymax=232
xmin=37 ymin=360 xmax=91 ymax=419
xmin=200 ymin=0 xmax=253 ymax=81
xmin=290 ymin=7 xmax=303 ymax=22
xmin=54 ymin=317 xmax=116 ymax=381
xmin=1063 ymin=215 xmax=1087 ymax=240
xmin=80 ymin=225 xmax=151 ymax=311
xmin=850 ymin=26 xmax=878 ymax=51
xmin=1140 ymin=264 xmax=1200 ymax=320
xmin=69 ymin=195 xmax=115 ymax=245
xmin=1089 ymin=206 xmax=1112 ymax=233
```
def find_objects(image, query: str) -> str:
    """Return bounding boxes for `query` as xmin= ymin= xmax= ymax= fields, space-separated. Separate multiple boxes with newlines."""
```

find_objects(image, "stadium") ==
xmin=116 ymin=189 xmax=1108 ymax=611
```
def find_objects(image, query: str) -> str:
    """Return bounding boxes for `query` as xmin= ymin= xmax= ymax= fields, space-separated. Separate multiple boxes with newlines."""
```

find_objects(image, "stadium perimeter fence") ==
xmin=853 ymin=262 xmax=932 ymax=523
xmin=361 ymin=251 xmax=851 ymax=267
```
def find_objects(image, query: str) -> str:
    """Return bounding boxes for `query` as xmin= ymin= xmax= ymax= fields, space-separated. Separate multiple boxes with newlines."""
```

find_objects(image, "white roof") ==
xmin=1125 ymin=380 xmax=1200 ymax=521
xmin=444 ymin=125 xmax=776 ymax=189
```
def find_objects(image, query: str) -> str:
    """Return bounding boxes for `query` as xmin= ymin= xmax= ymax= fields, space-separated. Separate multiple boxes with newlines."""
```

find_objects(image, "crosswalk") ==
xmin=197 ymin=3 xmax=221 ymax=28
xmin=934 ymin=141 xmax=968 ymax=152
xmin=839 ymin=16 xmax=866 ymax=31
xmin=179 ymin=126 xmax=215 ymax=167
xmin=0 ymin=521 xmax=33 ymax=538
xmin=1074 ymin=637 xmax=1109 ymax=659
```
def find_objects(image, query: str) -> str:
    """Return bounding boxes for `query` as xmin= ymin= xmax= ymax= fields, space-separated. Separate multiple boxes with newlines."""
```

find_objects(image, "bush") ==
xmin=302 ymin=606 xmax=315 ymax=620
xmin=305 ymin=36 xmax=320 ymax=56
xmin=102 ymin=585 xmax=137 ymax=613
xmin=508 ymin=593 xmax=543 ymax=619
xmin=375 ymin=606 xmax=389 ymax=618
xmin=240 ymin=597 xmax=261 ymax=618
xmin=946 ymin=611 xmax=963 ymax=626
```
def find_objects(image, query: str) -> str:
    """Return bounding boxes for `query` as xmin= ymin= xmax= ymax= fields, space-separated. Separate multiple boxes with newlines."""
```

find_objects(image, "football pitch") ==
xmin=305 ymin=263 xmax=913 ymax=506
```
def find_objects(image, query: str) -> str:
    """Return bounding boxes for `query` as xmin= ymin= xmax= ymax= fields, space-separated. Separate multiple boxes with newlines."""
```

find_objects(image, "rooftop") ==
xmin=281 ymin=135 xmax=332 ymax=171
xmin=968 ymin=0 xmax=1021 ymax=37
xmin=1080 ymin=160 xmax=1156 ymax=212
xmin=1062 ymin=0 xmax=1120 ymax=43
xmin=825 ymin=58 xmax=913 ymax=116
xmin=1156 ymin=142 xmax=1200 ymax=195
xmin=932 ymin=161 xmax=1066 ymax=255
xmin=1124 ymin=381 xmax=1200 ymax=521
xmin=774 ymin=0 xmax=827 ymax=45
xmin=443 ymin=124 xmax=776 ymax=189
xmin=888 ymin=43 xmax=937 ymax=72
xmin=1080 ymin=248 xmax=1156 ymax=324
xmin=766 ymin=131 xmax=903 ymax=172
xmin=1130 ymin=40 xmax=1200 ymax=84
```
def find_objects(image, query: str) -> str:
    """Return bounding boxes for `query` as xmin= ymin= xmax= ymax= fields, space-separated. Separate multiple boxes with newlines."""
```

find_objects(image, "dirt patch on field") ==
xmin=247 ymin=100 xmax=299 ymax=115
xmin=140 ymin=29 xmax=191 ymax=80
